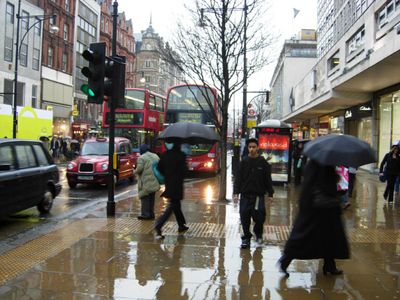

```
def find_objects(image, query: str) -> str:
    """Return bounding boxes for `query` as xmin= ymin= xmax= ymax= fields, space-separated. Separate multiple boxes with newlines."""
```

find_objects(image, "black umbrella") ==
xmin=303 ymin=134 xmax=376 ymax=167
xmin=159 ymin=122 xmax=220 ymax=144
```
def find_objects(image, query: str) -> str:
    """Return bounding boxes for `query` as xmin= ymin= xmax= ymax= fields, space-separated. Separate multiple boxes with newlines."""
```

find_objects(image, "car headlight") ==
xmin=204 ymin=161 xmax=213 ymax=168
xmin=67 ymin=163 xmax=75 ymax=170
xmin=101 ymin=163 xmax=108 ymax=171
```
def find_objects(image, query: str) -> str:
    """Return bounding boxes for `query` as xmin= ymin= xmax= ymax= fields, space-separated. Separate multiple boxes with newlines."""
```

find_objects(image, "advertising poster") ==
xmin=258 ymin=133 xmax=290 ymax=182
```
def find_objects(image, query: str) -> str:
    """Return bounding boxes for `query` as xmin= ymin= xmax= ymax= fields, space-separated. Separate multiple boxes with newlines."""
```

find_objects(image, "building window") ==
xmin=65 ymin=0 xmax=70 ymax=12
xmin=50 ymin=15 xmax=56 ymax=26
xmin=48 ymin=47 xmax=54 ymax=67
xmin=377 ymin=0 xmax=400 ymax=29
xmin=64 ymin=24 xmax=68 ymax=40
xmin=20 ymin=43 xmax=28 ymax=67
xmin=21 ymin=11 xmax=29 ymax=31
xmin=4 ymin=36 xmax=13 ymax=62
xmin=328 ymin=50 xmax=340 ymax=72
xmin=346 ymin=26 xmax=365 ymax=57
xmin=6 ymin=2 xmax=14 ymax=24
xmin=34 ymin=18 xmax=41 ymax=36
xmin=145 ymin=61 xmax=151 ymax=68
xmin=4 ymin=79 xmax=13 ymax=105
xmin=32 ymin=48 xmax=40 ymax=70
xmin=32 ymin=85 xmax=37 ymax=108
xmin=62 ymin=53 xmax=67 ymax=71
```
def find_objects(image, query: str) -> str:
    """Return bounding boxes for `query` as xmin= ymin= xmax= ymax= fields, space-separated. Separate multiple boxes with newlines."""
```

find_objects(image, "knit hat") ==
xmin=139 ymin=144 xmax=149 ymax=154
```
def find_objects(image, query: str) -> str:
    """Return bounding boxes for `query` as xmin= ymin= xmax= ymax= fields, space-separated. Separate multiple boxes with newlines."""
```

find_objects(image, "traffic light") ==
xmin=80 ymin=42 xmax=106 ymax=104
xmin=104 ymin=55 xmax=126 ymax=108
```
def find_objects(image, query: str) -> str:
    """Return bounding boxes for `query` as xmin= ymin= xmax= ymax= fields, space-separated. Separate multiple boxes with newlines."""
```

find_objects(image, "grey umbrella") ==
xmin=303 ymin=134 xmax=376 ymax=167
xmin=159 ymin=122 xmax=220 ymax=144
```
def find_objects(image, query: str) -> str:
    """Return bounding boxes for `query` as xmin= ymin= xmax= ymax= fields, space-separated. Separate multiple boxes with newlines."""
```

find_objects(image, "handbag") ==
xmin=152 ymin=161 xmax=164 ymax=184
xmin=312 ymin=189 xmax=340 ymax=208
xmin=379 ymin=166 xmax=388 ymax=183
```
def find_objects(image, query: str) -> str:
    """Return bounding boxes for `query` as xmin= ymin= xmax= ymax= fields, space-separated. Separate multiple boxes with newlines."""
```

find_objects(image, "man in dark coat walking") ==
xmin=154 ymin=142 xmax=188 ymax=239
xmin=233 ymin=138 xmax=274 ymax=249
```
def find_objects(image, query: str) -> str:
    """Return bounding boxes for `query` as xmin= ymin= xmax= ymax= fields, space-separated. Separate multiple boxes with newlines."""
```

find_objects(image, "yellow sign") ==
xmin=72 ymin=110 xmax=79 ymax=116
xmin=247 ymin=119 xmax=257 ymax=128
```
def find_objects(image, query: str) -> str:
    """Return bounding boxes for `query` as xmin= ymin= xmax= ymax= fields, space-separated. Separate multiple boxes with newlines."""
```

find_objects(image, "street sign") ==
xmin=247 ymin=118 xmax=257 ymax=128
xmin=248 ymin=108 xmax=256 ymax=116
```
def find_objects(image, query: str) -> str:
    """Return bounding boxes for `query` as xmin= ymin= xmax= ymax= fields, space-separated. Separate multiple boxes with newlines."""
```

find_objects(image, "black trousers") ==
xmin=140 ymin=192 xmax=155 ymax=218
xmin=240 ymin=195 xmax=266 ymax=240
xmin=384 ymin=174 xmax=397 ymax=202
xmin=348 ymin=173 xmax=356 ymax=196
xmin=155 ymin=199 xmax=186 ymax=230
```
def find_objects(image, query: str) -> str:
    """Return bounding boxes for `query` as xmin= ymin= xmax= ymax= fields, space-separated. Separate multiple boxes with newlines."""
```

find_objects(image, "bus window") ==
xmin=149 ymin=94 xmax=156 ymax=110
xmin=125 ymin=90 xmax=145 ymax=109
xmin=155 ymin=96 xmax=164 ymax=112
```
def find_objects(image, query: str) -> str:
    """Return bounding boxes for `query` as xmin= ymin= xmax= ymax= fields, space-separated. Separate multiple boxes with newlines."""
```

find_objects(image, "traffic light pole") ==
xmin=107 ymin=0 xmax=118 ymax=217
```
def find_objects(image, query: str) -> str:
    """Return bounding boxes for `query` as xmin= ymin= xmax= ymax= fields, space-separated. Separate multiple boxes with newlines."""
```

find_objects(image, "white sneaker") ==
xmin=256 ymin=238 xmax=264 ymax=247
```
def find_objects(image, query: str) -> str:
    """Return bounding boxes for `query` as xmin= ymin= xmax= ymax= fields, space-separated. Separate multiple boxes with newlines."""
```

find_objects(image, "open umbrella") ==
xmin=303 ymin=134 xmax=375 ymax=168
xmin=159 ymin=122 xmax=220 ymax=144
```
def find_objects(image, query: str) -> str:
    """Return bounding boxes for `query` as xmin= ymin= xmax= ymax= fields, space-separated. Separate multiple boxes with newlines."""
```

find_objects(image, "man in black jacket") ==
xmin=233 ymin=138 xmax=274 ymax=249
xmin=154 ymin=142 xmax=189 ymax=239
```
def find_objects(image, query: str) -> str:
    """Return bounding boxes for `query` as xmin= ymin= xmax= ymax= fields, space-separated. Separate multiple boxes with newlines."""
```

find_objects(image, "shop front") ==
xmin=377 ymin=86 xmax=400 ymax=164
xmin=344 ymin=101 xmax=373 ymax=146
xmin=71 ymin=122 xmax=90 ymax=141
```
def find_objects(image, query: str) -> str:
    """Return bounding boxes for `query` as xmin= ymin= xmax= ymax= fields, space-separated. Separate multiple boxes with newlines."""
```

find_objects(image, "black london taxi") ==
xmin=0 ymin=139 xmax=62 ymax=215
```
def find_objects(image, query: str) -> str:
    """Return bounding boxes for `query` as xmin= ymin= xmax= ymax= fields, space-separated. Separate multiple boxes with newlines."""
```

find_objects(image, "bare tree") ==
xmin=163 ymin=0 xmax=276 ymax=200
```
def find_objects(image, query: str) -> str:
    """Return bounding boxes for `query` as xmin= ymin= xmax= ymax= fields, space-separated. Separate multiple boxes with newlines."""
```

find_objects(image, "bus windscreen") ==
xmin=125 ymin=90 xmax=145 ymax=110
xmin=168 ymin=86 xmax=214 ymax=111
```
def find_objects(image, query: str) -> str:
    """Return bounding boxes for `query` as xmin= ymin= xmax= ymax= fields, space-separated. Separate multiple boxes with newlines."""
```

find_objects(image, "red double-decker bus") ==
xmin=165 ymin=84 xmax=221 ymax=174
xmin=102 ymin=88 xmax=166 ymax=154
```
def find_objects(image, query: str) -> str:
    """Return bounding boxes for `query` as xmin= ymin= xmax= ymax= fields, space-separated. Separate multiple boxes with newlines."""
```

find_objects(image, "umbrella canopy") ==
xmin=159 ymin=122 xmax=220 ymax=144
xmin=303 ymin=134 xmax=376 ymax=168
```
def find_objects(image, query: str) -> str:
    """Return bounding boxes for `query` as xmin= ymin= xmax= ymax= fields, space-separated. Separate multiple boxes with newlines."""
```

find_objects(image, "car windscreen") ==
xmin=81 ymin=142 xmax=110 ymax=156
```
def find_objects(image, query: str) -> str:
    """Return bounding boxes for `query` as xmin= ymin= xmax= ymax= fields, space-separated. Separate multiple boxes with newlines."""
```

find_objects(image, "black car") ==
xmin=0 ymin=139 xmax=62 ymax=215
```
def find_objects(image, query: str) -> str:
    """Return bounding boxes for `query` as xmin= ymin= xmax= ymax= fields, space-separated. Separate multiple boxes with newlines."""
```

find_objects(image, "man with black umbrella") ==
xmin=154 ymin=142 xmax=189 ymax=239
xmin=233 ymin=138 xmax=274 ymax=249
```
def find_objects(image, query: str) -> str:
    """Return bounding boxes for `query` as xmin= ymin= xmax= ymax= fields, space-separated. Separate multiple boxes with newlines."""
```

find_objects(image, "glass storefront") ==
xmin=378 ymin=90 xmax=400 ymax=163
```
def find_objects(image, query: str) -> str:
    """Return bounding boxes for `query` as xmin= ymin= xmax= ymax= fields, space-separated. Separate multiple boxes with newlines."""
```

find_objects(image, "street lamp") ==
xmin=12 ymin=0 xmax=59 ymax=138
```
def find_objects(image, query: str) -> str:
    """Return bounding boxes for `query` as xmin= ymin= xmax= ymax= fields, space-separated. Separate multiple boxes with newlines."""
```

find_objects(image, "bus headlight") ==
xmin=101 ymin=163 xmax=108 ymax=171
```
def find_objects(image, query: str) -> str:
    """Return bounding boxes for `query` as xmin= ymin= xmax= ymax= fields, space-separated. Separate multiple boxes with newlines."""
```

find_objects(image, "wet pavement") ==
xmin=0 ymin=170 xmax=400 ymax=299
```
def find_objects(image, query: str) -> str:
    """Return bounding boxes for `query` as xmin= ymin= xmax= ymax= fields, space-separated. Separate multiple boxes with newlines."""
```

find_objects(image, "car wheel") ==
xmin=37 ymin=188 xmax=54 ymax=214
xmin=68 ymin=180 xmax=77 ymax=188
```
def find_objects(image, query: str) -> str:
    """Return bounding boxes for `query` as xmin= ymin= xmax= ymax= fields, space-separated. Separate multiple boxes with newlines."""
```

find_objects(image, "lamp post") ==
xmin=241 ymin=0 xmax=248 ymax=140
xmin=12 ymin=0 xmax=58 ymax=138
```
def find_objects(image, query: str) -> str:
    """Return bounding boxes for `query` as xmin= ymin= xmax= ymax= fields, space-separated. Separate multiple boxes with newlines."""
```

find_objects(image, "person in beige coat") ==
xmin=134 ymin=144 xmax=160 ymax=220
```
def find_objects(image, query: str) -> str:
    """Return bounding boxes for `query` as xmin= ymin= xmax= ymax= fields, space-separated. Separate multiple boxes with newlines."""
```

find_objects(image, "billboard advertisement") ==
xmin=258 ymin=133 xmax=290 ymax=182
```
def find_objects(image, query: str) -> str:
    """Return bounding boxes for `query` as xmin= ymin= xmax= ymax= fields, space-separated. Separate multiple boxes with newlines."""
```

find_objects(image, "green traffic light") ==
xmin=80 ymin=84 xmax=95 ymax=97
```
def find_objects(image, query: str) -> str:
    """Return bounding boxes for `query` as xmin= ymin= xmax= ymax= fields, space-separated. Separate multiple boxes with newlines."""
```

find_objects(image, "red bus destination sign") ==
xmin=105 ymin=112 xmax=144 ymax=127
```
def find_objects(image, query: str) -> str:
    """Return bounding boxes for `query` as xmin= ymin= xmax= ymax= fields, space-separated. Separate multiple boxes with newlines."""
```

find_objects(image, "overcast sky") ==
xmin=118 ymin=0 xmax=317 ymax=92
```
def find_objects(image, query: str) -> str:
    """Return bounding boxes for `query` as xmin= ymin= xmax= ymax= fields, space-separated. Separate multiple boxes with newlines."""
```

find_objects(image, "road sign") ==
xmin=248 ymin=108 xmax=256 ymax=116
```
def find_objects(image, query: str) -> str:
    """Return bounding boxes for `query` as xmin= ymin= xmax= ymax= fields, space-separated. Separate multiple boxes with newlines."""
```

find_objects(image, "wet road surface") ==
xmin=0 ymin=170 xmax=399 ymax=299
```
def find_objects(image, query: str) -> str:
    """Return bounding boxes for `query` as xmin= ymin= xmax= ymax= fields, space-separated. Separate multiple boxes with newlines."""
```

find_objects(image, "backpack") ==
xmin=152 ymin=161 xmax=164 ymax=184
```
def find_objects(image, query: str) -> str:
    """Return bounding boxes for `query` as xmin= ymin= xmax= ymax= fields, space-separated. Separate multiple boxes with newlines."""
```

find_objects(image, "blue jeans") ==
xmin=395 ymin=176 xmax=399 ymax=193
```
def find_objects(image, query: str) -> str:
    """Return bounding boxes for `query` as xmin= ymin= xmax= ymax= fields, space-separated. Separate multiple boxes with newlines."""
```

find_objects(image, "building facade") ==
xmin=0 ymin=0 xmax=44 ymax=109
xmin=282 ymin=0 xmax=400 ymax=168
xmin=72 ymin=0 xmax=101 ymax=139
xmin=99 ymin=0 xmax=135 ymax=89
xmin=269 ymin=29 xmax=318 ymax=128
xmin=39 ymin=0 xmax=76 ymax=137
xmin=134 ymin=23 xmax=182 ymax=96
